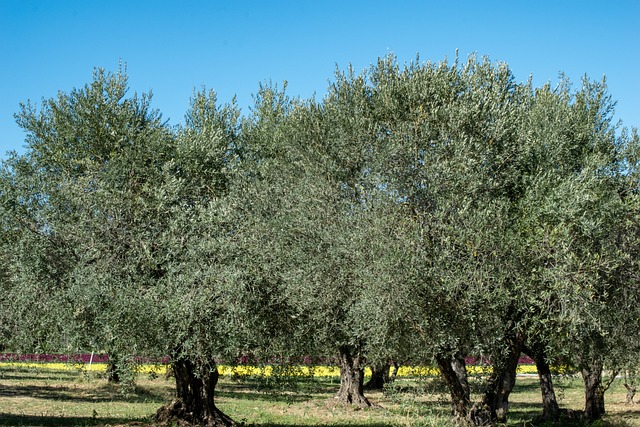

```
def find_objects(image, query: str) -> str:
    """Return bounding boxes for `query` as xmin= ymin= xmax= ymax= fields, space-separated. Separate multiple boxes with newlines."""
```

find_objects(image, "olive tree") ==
xmin=364 ymin=54 xmax=640 ymax=423
xmin=361 ymin=54 xmax=532 ymax=421
xmin=0 ymin=69 xmax=296 ymax=426
xmin=233 ymin=77 xmax=406 ymax=407
xmin=517 ymin=76 xmax=640 ymax=421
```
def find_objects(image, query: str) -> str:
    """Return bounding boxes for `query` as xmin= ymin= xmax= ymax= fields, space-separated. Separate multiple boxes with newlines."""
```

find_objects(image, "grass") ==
xmin=0 ymin=364 xmax=639 ymax=426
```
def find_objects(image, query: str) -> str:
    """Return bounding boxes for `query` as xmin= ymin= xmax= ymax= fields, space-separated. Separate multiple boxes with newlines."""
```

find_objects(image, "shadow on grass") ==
xmin=0 ymin=383 xmax=168 ymax=404
xmin=218 ymin=378 xmax=341 ymax=404
xmin=512 ymin=380 xmax=545 ymax=392
xmin=0 ymin=369 xmax=83 ymax=381
xmin=0 ymin=413 xmax=144 ymax=427
xmin=217 ymin=389 xmax=315 ymax=404
xmin=0 ymin=373 xmax=82 ymax=382
xmin=224 ymin=377 xmax=340 ymax=393
xmin=252 ymin=424 xmax=396 ymax=427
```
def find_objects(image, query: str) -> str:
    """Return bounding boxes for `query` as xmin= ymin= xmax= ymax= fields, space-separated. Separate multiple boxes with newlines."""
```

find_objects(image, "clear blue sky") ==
xmin=1 ymin=0 xmax=638 ymax=159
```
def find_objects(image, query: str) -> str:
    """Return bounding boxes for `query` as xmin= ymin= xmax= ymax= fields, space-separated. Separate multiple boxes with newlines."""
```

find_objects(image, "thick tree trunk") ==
xmin=390 ymin=360 xmax=400 ymax=381
xmin=336 ymin=346 xmax=371 ymax=407
xmin=365 ymin=361 xmax=390 ymax=390
xmin=106 ymin=360 xmax=120 ymax=383
xmin=523 ymin=343 xmax=559 ymax=420
xmin=624 ymin=383 xmax=636 ymax=404
xmin=154 ymin=358 xmax=238 ymax=426
xmin=482 ymin=333 xmax=523 ymax=423
xmin=581 ymin=359 xmax=606 ymax=421
xmin=534 ymin=355 xmax=560 ymax=420
xmin=435 ymin=353 xmax=471 ymax=419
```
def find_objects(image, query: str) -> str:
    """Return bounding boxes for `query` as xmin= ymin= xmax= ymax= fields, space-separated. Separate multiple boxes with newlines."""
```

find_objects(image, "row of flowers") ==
xmin=0 ymin=362 xmax=540 ymax=376
xmin=0 ymin=356 xmax=540 ymax=377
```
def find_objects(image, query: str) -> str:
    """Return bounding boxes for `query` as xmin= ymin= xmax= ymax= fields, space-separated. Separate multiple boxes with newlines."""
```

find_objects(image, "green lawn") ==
xmin=0 ymin=365 xmax=639 ymax=426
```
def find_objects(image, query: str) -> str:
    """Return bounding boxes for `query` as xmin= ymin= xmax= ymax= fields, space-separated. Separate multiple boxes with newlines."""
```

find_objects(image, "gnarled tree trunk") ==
xmin=523 ymin=342 xmax=559 ymax=420
xmin=390 ymin=360 xmax=400 ymax=382
xmin=435 ymin=353 xmax=471 ymax=419
xmin=624 ymin=383 xmax=636 ymax=404
xmin=581 ymin=359 xmax=606 ymax=421
xmin=106 ymin=359 xmax=120 ymax=383
xmin=154 ymin=358 xmax=238 ymax=426
xmin=365 ymin=361 xmax=390 ymax=390
xmin=482 ymin=332 xmax=523 ymax=423
xmin=336 ymin=346 xmax=371 ymax=407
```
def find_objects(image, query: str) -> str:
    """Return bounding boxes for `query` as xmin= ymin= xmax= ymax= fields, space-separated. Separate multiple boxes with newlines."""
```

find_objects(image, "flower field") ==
xmin=0 ymin=353 xmax=539 ymax=376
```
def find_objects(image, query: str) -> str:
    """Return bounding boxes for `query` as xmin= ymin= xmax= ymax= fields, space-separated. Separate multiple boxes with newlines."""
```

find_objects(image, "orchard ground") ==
xmin=0 ymin=362 xmax=639 ymax=426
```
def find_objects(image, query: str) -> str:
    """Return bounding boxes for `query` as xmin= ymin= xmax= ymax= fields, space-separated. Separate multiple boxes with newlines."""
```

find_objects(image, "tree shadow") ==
xmin=0 ymin=383 xmax=168 ymax=404
xmin=0 ymin=413 xmax=142 ymax=427
xmin=224 ymin=376 xmax=340 ymax=395
xmin=218 ymin=378 xmax=341 ymax=404
xmin=0 ymin=372 xmax=81 ymax=382
xmin=217 ymin=389 xmax=315 ymax=403
xmin=252 ymin=424 xmax=395 ymax=427
xmin=512 ymin=380 xmax=545 ymax=392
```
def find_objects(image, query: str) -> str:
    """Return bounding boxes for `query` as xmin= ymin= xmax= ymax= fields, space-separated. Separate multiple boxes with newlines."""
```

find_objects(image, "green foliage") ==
xmin=1 ymin=53 xmax=639 ymax=421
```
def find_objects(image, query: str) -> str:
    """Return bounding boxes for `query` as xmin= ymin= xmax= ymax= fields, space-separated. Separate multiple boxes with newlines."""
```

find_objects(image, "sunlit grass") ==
xmin=1 ymin=364 xmax=639 ymax=426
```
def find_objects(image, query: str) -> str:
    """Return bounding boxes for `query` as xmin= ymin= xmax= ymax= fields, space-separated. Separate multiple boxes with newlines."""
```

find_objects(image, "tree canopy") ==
xmin=1 ymin=55 xmax=638 ymax=426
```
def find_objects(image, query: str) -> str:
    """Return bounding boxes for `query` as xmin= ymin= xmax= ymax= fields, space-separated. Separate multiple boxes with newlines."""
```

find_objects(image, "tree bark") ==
xmin=154 ymin=358 xmax=238 ymax=426
xmin=581 ymin=359 xmax=606 ymax=421
xmin=390 ymin=360 xmax=400 ymax=381
xmin=523 ymin=343 xmax=559 ymax=420
xmin=335 ymin=346 xmax=372 ymax=407
xmin=435 ymin=353 xmax=471 ymax=419
xmin=624 ymin=383 xmax=636 ymax=404
xmin=365 ymin=361 xmax=390 ymax=390
xmin=482 ymin=333 xmax=523 ymax=423
xmin=106 ymin=360 xmax=120 ymax=383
